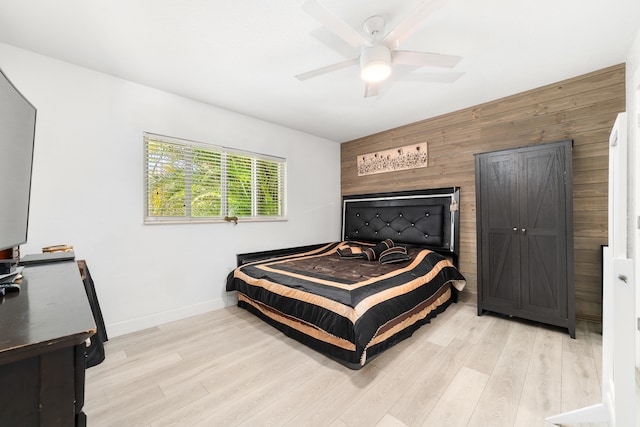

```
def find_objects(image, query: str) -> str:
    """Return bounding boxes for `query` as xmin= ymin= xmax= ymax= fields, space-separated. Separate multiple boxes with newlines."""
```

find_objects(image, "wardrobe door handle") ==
xmin=513 ymin=227 xmax=518 ymax=234
xmin=521 ymin=228 xmax=527 ymax=235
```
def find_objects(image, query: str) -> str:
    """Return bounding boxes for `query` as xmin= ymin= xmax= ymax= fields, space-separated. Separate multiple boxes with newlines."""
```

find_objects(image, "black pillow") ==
xmin=362 ymin=239 xmax=394 ymax=261
xmin=337 ymin=244 xmax=364 ymax=258
xmin=379 ymin=246 xmax=410 ymax=264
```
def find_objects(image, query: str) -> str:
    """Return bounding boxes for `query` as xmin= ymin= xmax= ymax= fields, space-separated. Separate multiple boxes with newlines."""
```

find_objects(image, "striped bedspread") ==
xmin=226 ymin=241 xmax=466 ymax=369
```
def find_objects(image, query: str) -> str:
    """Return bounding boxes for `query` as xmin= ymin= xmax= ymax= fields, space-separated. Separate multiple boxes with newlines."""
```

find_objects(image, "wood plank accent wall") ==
xmin=341 ymin=64 xmax=625 ymax=324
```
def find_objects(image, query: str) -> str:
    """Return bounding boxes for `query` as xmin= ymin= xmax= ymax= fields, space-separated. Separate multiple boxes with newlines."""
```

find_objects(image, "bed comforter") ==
xmin=226 ymin=241 xmax=465 ymax=368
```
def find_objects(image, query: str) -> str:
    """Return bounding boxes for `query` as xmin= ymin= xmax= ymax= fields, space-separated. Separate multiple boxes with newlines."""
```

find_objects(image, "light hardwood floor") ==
xmin=85 ymin=295 xmax=607 ymax=427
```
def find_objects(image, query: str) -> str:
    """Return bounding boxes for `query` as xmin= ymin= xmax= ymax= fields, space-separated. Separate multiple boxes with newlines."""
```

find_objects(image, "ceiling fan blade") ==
xmin=310 ymin=27 xmax=360 ymax=59
xmin=383 ymin=0 xmax=447 ymax=48
xmin=302 ymin=0 xmax=368 ymax=48
xmin=295 ymin=58 xmax=358 ymax=81
xmin=392 ymin=50 xmax=462 ymax=68
xmin=364 ymin=82 xmax=379 ymax=98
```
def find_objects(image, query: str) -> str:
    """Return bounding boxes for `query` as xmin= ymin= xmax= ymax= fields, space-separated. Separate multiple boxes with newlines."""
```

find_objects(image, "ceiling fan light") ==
xmin=360 ymin=45 xmax=392 ymax=83
xmin=361 ymin=61 xmax=391 ymax=83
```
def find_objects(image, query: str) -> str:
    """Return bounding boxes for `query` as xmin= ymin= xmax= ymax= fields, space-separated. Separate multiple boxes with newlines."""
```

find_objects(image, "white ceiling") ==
xmin=0 ymin=0 xmax=638 ymax=142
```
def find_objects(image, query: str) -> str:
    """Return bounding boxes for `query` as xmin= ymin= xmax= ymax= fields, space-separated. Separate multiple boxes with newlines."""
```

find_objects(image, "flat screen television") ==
xmin=0 ymin=67 xmax=36 ymax=253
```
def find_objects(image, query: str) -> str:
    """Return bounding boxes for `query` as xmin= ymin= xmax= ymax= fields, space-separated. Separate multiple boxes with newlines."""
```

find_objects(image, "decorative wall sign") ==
xmin=357 ymin=142 xmax=428 ymax=176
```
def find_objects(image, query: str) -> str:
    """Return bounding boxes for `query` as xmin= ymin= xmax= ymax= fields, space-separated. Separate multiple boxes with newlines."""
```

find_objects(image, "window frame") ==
xmin=144 ymin=132 xmax=287 ymax=224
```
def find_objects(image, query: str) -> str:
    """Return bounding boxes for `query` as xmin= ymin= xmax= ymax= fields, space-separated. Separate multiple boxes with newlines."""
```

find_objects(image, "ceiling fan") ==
xmin=295 ymin=0 xmax=463 ymax=97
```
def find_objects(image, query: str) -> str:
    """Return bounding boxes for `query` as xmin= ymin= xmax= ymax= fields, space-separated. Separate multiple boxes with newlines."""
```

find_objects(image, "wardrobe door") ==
xmin=519 ymin=142 xmax=571 ymax=324
xmin=476 ymin=151 xmax=520 ymax=315
xmin=476 ymin=140 xmax=575 ymax=338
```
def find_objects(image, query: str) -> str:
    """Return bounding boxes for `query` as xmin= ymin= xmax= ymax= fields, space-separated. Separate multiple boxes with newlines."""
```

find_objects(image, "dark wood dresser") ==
xmin=0 ymin=261 xmax=96 ymax=426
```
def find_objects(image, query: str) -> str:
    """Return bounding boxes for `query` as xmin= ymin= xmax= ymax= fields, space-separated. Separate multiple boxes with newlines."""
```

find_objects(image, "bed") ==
xmin=226 ymin=188 xmax=466 ymax=369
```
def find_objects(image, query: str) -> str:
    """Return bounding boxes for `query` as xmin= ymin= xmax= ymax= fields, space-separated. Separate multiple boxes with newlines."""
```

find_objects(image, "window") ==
xmin=144 ymin=132 xmax=286 ymax=223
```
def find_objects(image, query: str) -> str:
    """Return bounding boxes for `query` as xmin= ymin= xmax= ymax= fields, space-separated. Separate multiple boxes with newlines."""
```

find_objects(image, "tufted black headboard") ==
xmin=342 ymin=187 xmax=460 ymax=260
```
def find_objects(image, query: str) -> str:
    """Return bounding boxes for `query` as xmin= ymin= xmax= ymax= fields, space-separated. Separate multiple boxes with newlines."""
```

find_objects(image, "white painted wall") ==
xmin=625 ymin=26 xmax=640 ymax=367
xmin=0 ymin=42 xmax=342 ymax=337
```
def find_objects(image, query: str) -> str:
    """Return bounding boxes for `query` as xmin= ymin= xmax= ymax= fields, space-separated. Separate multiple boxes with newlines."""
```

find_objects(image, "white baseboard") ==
xmin=105 ymin=297 xmax=235 ymax=338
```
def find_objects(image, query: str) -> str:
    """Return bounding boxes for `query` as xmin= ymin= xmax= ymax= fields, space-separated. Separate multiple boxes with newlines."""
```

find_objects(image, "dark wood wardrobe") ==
xmin=475 ymin=140 xmax=575 ymax=338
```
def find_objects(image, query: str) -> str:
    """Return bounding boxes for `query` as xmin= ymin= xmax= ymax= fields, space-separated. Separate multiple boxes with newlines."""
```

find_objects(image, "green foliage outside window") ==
xmin=191 ymin=148 xmax=222 ymax=217
xmin=256 ymin=159 xmax=282 ymax=216
xmin=145 ymin=134 xmax=285 ymax=222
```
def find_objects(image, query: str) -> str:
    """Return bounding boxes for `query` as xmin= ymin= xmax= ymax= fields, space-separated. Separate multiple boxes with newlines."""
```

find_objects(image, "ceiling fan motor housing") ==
xmin=360 ymin=44 xmax=392 ymax=82
xmin=363 ymin=15 xmax=385 ymax=39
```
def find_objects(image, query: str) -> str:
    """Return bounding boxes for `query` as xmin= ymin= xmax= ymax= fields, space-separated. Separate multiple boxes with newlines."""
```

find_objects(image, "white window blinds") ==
xmin=144 ymin=132 xmax=286 ymax=223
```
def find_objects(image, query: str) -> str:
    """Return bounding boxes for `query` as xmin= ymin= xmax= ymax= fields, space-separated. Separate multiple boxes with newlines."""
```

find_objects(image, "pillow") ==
xmin=337 ymin=244 xmax=364 ymax=258
xmin=379 ymin=246 xmax=411 ymax=264
xmin=362 ymin=239 xmax=394 ymax=261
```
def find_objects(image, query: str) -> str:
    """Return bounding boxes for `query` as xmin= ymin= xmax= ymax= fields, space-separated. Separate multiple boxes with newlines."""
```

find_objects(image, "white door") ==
xmin=547 ymin=113 xmax=636 ymax=426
